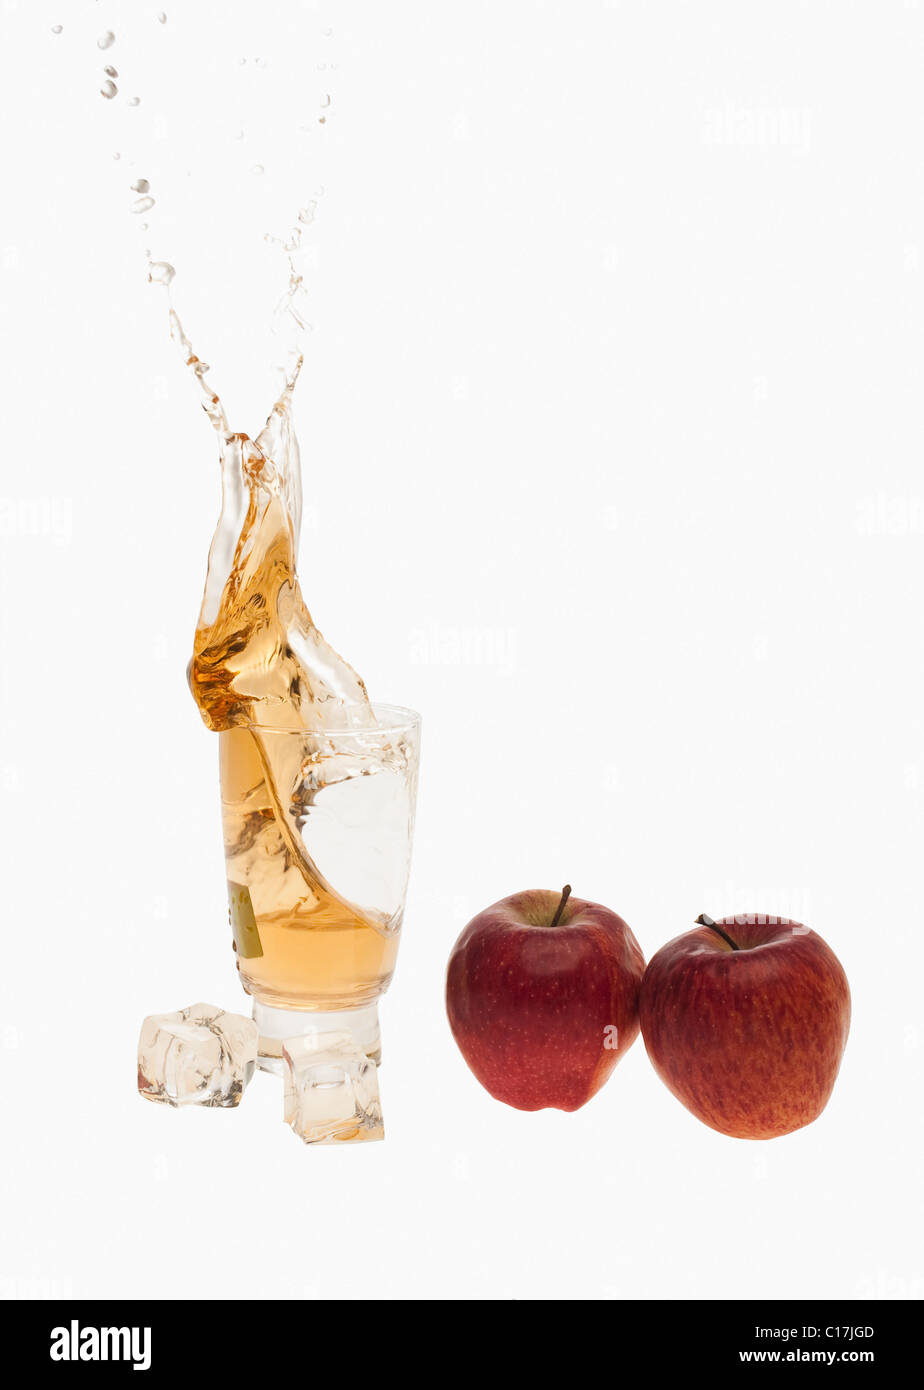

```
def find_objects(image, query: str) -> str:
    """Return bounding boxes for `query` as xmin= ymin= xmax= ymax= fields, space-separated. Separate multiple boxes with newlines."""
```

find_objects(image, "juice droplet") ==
xmin=100 ymin=80 xmax=117 ymax=100
xmin=132 ymin=196 xmax=155 ymax=214
xmin=51 ymin=25 xmax=63 ymax=36
xmin=128 ymin=97 xmax=141 ymax=107
xmin=104 ymin=65 xmax=118 ymax=77
xmin=148 ymin=261 xmax=175 ymax=286
xmin=97 ymin=31 xmax=115 ymax=51
xmin=131 ymin=179 xmax=150 ymax=193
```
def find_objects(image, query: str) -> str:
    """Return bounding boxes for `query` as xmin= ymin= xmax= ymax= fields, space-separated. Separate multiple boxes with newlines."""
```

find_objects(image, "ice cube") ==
xmin=137 ymin=1002 xmax=258 ymax=1108
xmin=283 ymin=1031 xmax=384 ymax=1144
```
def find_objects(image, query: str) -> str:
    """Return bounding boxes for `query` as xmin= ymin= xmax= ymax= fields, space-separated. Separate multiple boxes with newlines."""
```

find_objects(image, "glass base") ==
xmin=252 ymin=1000 xmax=382 ymax=1076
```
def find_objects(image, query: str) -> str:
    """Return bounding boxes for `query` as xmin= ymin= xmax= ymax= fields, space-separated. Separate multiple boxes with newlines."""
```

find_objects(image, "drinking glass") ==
xmin=218 ymin=704 xmax=421 ymax=1070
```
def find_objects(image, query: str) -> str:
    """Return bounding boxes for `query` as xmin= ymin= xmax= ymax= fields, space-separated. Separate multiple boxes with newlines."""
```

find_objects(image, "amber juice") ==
xmin=219 ymin=726 xmax=401 ymax=1009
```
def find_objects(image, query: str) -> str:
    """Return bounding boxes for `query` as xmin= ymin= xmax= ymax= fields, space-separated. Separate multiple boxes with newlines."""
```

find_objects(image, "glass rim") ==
xmin=224 ymin=702 xmax=421 ymax=738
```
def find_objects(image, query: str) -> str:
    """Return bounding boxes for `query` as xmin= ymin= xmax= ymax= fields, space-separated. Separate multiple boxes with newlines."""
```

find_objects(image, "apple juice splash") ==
xmin=175 ymin=306 xmax=413 ymax=1014
xmin=68 ymin=13 xmax=418 ymax=1081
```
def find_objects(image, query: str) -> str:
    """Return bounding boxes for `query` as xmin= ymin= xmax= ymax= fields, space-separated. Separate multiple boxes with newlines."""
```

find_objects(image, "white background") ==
xmin=1 ymin=0 xmax=922 ymax=1300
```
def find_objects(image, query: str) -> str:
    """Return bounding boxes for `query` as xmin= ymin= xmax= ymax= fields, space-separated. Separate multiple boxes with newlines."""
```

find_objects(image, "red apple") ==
xmin=446 ymin=886 xmax=645 ymax=1111
xmin=640 ymin=913 xmax=850 ymax=1139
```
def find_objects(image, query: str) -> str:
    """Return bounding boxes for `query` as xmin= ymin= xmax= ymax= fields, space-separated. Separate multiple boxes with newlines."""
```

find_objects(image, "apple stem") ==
xmin=696 ymin=912 xmax=739 ymax=951
xmin=549 ymin=884 xmax=572 ymax=929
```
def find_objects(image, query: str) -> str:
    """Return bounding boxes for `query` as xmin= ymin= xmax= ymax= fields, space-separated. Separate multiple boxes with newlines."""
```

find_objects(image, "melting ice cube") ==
xmin=137 ymin=1003 xmax=257 ymax=1108
xmin=283 ymin=1031 xmax=384 ymax=1144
